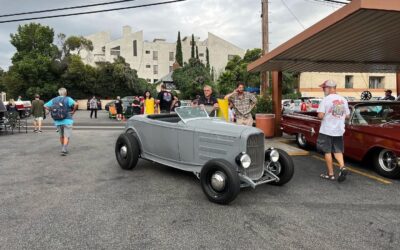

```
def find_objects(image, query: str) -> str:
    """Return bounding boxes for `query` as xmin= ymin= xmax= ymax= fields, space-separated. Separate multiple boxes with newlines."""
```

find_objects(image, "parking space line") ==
xmin=311 ymin=155 xmax=392 ymax=185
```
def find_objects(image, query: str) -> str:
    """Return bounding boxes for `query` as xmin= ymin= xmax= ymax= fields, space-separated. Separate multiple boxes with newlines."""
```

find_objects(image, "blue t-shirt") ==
xmin=45 ymin=96 xmax=76 ymax=126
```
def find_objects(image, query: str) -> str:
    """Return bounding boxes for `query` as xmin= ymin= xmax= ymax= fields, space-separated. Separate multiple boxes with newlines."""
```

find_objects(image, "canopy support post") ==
xmin=396 ymin=72 xmax=400 ymax=97
xmin=272 ymin=71 xmax=282 ymax=137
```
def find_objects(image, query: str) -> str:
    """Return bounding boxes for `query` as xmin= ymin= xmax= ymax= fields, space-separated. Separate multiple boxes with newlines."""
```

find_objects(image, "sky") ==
xmin=0 ymin=0 xmax=344 ymax=70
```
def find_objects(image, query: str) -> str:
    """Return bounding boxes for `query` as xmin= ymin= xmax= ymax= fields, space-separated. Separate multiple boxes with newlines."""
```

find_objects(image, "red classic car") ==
xmin=281 ymin=101 xmax=400 ymax=179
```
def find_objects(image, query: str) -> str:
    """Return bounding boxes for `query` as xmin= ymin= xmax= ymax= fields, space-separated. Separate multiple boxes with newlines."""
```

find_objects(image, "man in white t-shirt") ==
xmin=317 ymin=80 xmax=351 ymax=182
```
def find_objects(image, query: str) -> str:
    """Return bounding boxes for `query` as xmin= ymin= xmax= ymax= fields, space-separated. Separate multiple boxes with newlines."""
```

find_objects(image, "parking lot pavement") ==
xmin=0 ymin=130 xmax=399 ymax=250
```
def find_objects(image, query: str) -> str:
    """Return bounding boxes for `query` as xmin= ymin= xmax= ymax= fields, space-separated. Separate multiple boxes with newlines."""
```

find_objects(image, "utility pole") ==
xmin=261 ymin=0 xmax=270 ymax=95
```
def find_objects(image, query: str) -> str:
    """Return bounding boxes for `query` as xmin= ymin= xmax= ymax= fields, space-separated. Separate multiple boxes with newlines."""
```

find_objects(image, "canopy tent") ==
xmin=248 ymin=0 xmax=400 ymax=136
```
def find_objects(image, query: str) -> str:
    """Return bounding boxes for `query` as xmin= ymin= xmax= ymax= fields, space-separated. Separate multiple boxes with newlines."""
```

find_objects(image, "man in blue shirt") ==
xmin=44 ymin=88 xmax=78 ymax=156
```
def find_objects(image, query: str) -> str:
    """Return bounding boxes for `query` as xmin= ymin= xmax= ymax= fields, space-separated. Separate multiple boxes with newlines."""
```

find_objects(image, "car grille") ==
xmin=244 ymin=133 xmax=265 ymax=180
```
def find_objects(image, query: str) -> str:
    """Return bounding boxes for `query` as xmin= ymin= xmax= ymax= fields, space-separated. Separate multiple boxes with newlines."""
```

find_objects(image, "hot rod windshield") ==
xmin=175 ymin=106 xmax=209 ymax=122
xmin=352 ymin=103 xmax=400 ymax=125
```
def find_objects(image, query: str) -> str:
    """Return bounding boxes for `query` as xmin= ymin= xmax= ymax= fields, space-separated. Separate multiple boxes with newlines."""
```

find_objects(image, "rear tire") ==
xmin=296 ymin=133 xmax=308 ymax=149
xmin=268 ymin=149 xmax=295 ymax=186
xmin=115 ymin=133 xmax=140 ymax=170
xmin=373 ymin=149 xmax=400 ymax=179
xmin=200 ymin=159 xmax=240 ymax=205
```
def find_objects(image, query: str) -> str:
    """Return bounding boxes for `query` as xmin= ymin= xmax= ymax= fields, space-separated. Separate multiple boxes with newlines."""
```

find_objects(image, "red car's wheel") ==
xmin=296 ymin=133 xmax=308 ymax=149
xmin=373 ymin=149 xmax=400 ymax=179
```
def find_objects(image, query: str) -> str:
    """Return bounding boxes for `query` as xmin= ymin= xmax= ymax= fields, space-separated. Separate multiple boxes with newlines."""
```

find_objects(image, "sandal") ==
xmin=338 ymin=167 xmax=348 ymax=183
xmin=320 ymin=173 xmax=335 ymax=181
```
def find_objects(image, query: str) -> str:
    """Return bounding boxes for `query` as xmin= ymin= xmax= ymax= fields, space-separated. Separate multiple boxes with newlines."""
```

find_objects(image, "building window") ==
xmin=133 ymin=40 xmax=137 ymax=57
xmin=153 ymin=79 xmax=158 ymax=83
xmin=228 ymin=54 xmax=236 ymax=60
xmin=153 ymin=65 xmax=158 ymax=75
xmin=199 ymin=53 xmax=204 ymax=57
xmin=369 ymin=76 xmax=384 ymax=89
xmin=169 ymin=66 xmax=173 ymax=72
xmin=146 ymin=64 xmax=151 ymax=68
xmin=153 ymin=51 xmax=158 ymax=60
xmin=345 ymin=75 xmax=353 ymax=89
xmin=101 ymin=46 xmax=105 ymax=53
xmin=146 ymin=78 xmax=151 ymax=83
xmin=169 ymin=52 xmax=174 ymax=61
xmin=110 ymin=46 xmax=120 ymax=56
xmin=145 ymin=50 xmax=150 ymax=54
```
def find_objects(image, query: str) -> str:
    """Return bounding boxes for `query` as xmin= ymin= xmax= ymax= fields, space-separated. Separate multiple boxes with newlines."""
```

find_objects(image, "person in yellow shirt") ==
xmin=143 ymin=91 xmax=156 ymax=114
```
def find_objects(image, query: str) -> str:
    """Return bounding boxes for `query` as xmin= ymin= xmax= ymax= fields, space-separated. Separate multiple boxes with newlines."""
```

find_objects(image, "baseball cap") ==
xmin=319 ymin=80 xmax=337 ymax=88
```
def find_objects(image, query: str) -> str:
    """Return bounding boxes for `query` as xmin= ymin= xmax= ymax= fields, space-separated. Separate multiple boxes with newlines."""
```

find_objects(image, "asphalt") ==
xmin=0 ymin=116 xmax=399 ymax=249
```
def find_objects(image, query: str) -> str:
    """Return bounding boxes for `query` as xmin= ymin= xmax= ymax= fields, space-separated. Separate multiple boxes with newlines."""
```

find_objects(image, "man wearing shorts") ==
xmin=31 ymin=94 xmax=45 ymax=133
xmin=317 ymin=80 xmax=350 ymax=182
xmin=45 ymin=88 xmax=78 ymax=156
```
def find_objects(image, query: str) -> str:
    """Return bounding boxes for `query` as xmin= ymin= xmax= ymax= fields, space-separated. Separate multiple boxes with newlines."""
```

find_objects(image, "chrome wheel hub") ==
xmin=210 ymin=171 xmax=226 ymax=192
xmin=120 ymin=145 xmax=128 ymax=158
xmin=266 ymin=161 xmax=282 ymax=175
xmin=379 ymin=150 xmax=397 ymax=172
xmin=298 ymin=134 xmax=306 ymax=145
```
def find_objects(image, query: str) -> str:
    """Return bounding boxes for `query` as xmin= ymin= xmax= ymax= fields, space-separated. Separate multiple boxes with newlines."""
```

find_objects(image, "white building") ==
xmin=80 ymin=26 xmax=245 ymax=83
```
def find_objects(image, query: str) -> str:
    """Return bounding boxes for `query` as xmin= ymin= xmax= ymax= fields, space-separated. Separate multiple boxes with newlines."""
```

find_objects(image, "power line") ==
xmin=281 ymin=0 xmax=306 ymax=30
xmin=0 ymin=0 xmax=138 ymax=18
xmin=310 ymin=0 xmax=350 ymax=5
xmin=0 ymin=0 xmax=186 ymax=24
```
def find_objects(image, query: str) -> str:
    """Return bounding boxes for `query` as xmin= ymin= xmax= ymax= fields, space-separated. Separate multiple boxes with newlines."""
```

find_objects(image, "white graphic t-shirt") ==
xmin=317 ymin=94 xmax=350 ymax=136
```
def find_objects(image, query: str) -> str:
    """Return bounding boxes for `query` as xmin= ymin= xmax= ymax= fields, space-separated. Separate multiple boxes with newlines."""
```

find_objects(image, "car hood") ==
xmin=185 ymin=118 xmax=262 ymax=137
xmin=351 ymin=121 xmax=400 ymax=141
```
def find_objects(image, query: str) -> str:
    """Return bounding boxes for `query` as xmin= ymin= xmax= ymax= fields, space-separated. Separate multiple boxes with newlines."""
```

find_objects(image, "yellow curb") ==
xmin=289 ymin=152 xmax=310 ymax=156
xmin=312 ymin=155 xmax=392 ymax=185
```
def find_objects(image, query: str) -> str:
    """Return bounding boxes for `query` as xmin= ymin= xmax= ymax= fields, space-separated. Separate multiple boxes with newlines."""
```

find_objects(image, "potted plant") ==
xmin=252 ymin=95 xmax=275 ymax=138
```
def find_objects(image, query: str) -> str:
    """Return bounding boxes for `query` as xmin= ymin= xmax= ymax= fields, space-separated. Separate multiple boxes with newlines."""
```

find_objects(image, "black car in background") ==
xmin=104 ymin=96 xmax=135 ymax=111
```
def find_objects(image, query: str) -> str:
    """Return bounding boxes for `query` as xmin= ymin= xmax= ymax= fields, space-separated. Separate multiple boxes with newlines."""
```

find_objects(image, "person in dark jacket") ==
xmin=115 ymin=96 xmax=123 ymax=121
xmin=31 ymin=94 xmax=45 ymax=133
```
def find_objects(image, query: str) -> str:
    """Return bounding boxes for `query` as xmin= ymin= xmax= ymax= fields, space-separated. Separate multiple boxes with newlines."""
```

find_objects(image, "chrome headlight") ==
xmin=270 ymin=149 xmax=279 ymax=162
xmin=236 ymin=152 xmax=251 ymax=169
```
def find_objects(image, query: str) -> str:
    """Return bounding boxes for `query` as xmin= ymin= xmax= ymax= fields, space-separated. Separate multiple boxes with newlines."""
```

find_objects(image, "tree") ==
xmin=191 ymin=34 xmax=195 ymax=58
xmin=64 ymin=36 xmax=93 ymax=56
xmin=0 ymin=68 xmax=7 ymax=93
xmin=175 ymin=31 xmax=183 ymax=66
xmin=206 ymin=47 xmax=210 ymax=70
xmin=196 ymin=46 xmax=199 ymax=59
xmin=216 ymin=49 xmax=263 ymax=95
xmin=172 ymin=58 xmax=214 ymax=99
xmin=8 ymin=23 xmax=60 ymax=100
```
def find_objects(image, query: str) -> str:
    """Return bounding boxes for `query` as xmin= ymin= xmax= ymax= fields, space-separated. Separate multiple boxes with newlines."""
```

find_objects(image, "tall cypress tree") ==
xmin=196 ymin=46 xmax=199 ymax=59
xmin=206 ymin=47 xmax=210 ymax=70
xmin=191 ymin=34 xmax=195 ymax=58
xmin=175 ymin=31 xmax=183 ymax=66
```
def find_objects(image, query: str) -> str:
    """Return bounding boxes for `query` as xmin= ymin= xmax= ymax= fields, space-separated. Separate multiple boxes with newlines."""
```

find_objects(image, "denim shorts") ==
xmin=317 ymin=133 xmax=344 ymax=154
xmin=57 ymin=125 xmax=72 ymax=138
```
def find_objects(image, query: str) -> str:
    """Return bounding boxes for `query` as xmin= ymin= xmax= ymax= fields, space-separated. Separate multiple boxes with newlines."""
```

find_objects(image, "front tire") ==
xmin=373 ymin=149 xmax=400 ymax=179
xmin=115 ymin=133 xmax=140 ymax=170
xmin=267 ymin=149 xmax=295 ymax=186
xmin=296 ymin=133 xmax=308 ymax=149
xmin=200 ymin=159 xmax=240 ymax=205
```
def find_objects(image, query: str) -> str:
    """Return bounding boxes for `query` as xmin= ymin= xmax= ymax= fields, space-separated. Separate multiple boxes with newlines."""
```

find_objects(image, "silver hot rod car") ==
xmin=115 ymin=107 xmax=294 ymax=204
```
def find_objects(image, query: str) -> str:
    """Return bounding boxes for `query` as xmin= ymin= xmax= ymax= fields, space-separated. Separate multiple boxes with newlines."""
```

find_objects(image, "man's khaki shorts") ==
xmin=57 ymin=125 xmax=73 ymax=138
xmin=33 ymin=116 xmax=43 ymax=121
xmin=236 ymin=116 xmax=254 ymax=126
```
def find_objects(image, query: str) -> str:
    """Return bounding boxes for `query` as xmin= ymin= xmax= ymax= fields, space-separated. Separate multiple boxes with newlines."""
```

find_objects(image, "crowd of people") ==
xmin=108 ymin=83 xmax=258 ymax=125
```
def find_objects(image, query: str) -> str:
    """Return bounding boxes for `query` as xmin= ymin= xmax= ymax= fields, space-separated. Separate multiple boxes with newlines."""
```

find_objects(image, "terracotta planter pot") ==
xmin=256 ymin=114 xmax=275 ymax=138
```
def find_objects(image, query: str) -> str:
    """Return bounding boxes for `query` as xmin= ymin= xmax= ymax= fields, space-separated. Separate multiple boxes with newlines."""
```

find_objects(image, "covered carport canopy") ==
xmin=248 ymin=0 xmax=400 ymax=136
